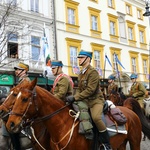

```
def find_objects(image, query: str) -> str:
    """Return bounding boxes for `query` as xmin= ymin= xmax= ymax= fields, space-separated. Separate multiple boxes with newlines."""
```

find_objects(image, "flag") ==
xmin=105 ymin=54 xmax=112 ymax=67
xmin=95 ymin=67 xmax=102 ymax=76
xmin=115 ymin=54 xmax=125 ymax=69
xmin=36 ymin=23 xmax=53 ymax=78
xmin=116 ymin=70 xmax=120 ymax=78
xmin=72 ymin=66 xmax=80 ymax=74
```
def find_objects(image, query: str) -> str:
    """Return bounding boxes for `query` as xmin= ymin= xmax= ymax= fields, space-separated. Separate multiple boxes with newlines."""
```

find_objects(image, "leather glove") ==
xmin=66 ymin=95 xmax=75 ymax=103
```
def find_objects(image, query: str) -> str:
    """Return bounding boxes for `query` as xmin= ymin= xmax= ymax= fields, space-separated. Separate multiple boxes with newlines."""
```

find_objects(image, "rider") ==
xmin=9 ymin=62 xmax=30 ymax=150
xmin=66 ymin=50 xmax=112 ymax=150
xmin=51 ymin=60 xmax=74 ymax=101
xmin=128 ymin=73 xmax=147 ymax=109
xmin=107 ymin=75 xmax=118 ymax=98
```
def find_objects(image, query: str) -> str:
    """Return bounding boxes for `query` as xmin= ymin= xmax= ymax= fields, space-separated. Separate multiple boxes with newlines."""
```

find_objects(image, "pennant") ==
xmin=72 ymin=66 xmax=80 ymax=75
xmin=96 ymin=67 xmax=102 ymax=76
xmin=105 ymin=55 xmax=112 ymax=67
xmin=115 ymin=54 xmax=125 ymax=69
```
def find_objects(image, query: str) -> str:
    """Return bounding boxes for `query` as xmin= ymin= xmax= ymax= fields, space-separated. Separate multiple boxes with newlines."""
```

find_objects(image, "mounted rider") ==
xmin=66 ymin=50 xmax=112 ymax=150
xmin=128 ymin=73 xmax=147 ymax=109
xmin=51 ymin=60 xmax=74 ymax=101
xmin=107 ymin=75 xmax=118 ymax=98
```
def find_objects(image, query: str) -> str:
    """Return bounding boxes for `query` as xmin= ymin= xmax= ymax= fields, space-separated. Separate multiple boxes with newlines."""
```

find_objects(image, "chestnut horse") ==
xmin=6 ymin=78 xmax=142 ymax=150
xmin=0 ymin=79 xmax=50 ymax=150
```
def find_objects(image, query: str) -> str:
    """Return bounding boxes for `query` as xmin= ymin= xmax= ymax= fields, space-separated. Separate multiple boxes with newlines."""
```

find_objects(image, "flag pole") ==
xmin=114 ymin=53 xmax=122 ymax=91
xmin=103 ymin=54 xmax=106 ymax=79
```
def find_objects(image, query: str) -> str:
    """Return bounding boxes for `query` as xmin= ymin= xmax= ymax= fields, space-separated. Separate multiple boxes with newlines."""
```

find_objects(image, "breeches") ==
xmin=90 ymin=103 xmax=106 ymax=131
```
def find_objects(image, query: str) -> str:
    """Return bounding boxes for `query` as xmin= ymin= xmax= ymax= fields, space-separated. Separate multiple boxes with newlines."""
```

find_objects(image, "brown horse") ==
xmin=123 ymin=97 xmax=150 ymax=139
xmin=0 ymin=79 xmax=50 ymax=150
xmin=109 ymin=91 xmax=126 ymax=106
xmin=6 ymin=78 xmax=142 ymax=150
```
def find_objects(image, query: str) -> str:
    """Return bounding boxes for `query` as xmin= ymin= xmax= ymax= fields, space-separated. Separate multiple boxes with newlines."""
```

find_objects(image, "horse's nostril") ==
xmin=10 ymin=122 xmax=15 ymax=128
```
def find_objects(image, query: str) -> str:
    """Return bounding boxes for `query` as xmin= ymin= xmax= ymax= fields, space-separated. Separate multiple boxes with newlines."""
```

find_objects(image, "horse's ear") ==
xmin=30 ymin=77 xmax=37 ymax=90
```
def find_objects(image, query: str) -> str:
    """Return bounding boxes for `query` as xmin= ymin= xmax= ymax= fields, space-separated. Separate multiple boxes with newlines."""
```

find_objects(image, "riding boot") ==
xmin=9 ymin=133 xmax=21 ymax=150
xmin=99 ymin=130 xmax=112 ymax=150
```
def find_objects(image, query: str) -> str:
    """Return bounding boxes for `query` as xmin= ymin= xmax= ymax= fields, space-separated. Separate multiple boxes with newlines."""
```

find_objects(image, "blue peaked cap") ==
xmin=51 ymin=60 xmax=63 ymax=67
xmin=130 ymin=73 xmax=138 ymax=79
xmin=78 ymin=50 xmax=93 ymax=59
xmin=108 ymin=75 xmax=116 ymax=80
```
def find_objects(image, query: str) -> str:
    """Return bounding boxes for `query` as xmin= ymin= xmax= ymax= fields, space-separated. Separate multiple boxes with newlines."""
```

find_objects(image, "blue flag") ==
xmin=105 ymin=55 xmax=112 ymax=67
xmin=115 ymin=54 xmax=125 ymax=69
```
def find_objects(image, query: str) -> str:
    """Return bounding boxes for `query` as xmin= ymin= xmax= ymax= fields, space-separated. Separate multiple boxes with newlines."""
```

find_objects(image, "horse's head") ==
xmin=6 ymin=78 xmax=37 ymax=133
xmin=0 ymin=79 xmax=31 ymax=121
xmin=109 ymin=91 xmax=120 ymax=105
xmin=143 ymin=98 xmax=150 ymax=119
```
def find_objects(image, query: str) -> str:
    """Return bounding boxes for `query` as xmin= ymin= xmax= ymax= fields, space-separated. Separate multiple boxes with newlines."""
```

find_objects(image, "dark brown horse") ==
xmin=0 ymin=79 xmax=50 ymax=150
xmin=4 ymin=78 xmax=142 ymax=150
xmin=123 ymin=97 xmax=150 ymax=140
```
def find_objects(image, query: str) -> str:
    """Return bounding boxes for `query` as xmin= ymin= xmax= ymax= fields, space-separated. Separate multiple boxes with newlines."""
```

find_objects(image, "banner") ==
xmin=115 ymin=54 xmax=125 ymax=70
xmin=105 ymin=54 xmax=112 ymax=67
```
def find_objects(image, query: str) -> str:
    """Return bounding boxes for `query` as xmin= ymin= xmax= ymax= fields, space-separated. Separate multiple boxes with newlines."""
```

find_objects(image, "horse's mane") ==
xmin=124 ymin=98 xmax=150 ymax=139
xmin=35 ymin=86 xmax=65 ymax=106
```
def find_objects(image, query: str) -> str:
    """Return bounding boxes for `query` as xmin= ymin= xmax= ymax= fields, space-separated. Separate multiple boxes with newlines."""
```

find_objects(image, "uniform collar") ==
xmin=80 ymin=65 xmax=90 ymax=74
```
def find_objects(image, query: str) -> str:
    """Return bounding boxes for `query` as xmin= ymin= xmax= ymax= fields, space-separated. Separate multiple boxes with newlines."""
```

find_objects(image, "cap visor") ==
xmin=14 ymin=67 xmax=24 ymax=70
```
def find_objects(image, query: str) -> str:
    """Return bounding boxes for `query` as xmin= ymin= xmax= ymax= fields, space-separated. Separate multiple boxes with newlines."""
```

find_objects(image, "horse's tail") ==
xmin=123 ymin=98 xmax=150 ymax=139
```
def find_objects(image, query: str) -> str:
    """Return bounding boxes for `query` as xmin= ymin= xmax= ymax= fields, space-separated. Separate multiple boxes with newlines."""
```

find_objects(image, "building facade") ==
xmin=0 ymin=0 xmax=149 ymax=96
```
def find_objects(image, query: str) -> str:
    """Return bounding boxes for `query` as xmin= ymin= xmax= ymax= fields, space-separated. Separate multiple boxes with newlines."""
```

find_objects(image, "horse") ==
xmin=123 ymin=97 xmax=150 ymax=140
xmin=5 ymin=78 xmax=142 ymax=150
xmin=143 ymin=97 xmax=150 ymax=119
xmin=0 ymin=79 xmax=50 ymax=150
xmin=109 ymin=91 xmax=126 ymax=106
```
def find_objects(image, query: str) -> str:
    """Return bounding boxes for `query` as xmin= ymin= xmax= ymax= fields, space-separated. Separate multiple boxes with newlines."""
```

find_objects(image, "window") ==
xmin=70 ymin=46 xmax=78 ymax=66
xmin=68 ymin=8 xmax=75 ymax=25
xmin=110 ymin=21 xmax=115 ymax=35
xmin=30 ymin=0 xmax=39 ymax=12
xmin=94 ymin=50 xmax=100 ymax=68
xmin=91 ymin=15 xmax=98 ymax=30
xmin=88 ymin=7 xmax=101 ymax=38
xmin=139 ymin=31 xmax=144 ymax=43
xmin=127 ymin=21 xmax=136 ymax=46
xmin=31 ymin=36 xmax=40 ymax=61
xmin=137 ymin=9 xmax=143 ymax=20
xmin=126 ymin=3 xmax=132 ymax=15
xmin=108 ymin=14 xmax=119 ymax=42
xmin=65 ymin=0 xmax=79 ymax=33
xmin=131 ymin=57 xmax=136 ymax=73
xmin=143 ymin=59 xmax=148 ymax=74
xmin=128 ymin=27 xmax=133 ymax=40
xmin=66 ymin=37 xmax=82 ymax=75
xmin=108 ymin=0 xmax=115 ymax=8
xmin=7 ymin=32 xmax=18 ymax=59
xmin=129 ymin=51 xmax=139 ymax=74
xmin=118 ymin=16 xmax=126 ymax=41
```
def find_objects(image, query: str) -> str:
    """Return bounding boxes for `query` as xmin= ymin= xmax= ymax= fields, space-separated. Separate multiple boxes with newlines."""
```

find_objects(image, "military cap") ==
xmin=77 ymin=50 xmax=93 ymax=59
xmin=108 ymin=75 xmax=116 ymax=80
xmin=130 ymin=73 xmax=138 ymax=79
xmin=51 ymin=60 xmax=63 ymax=68
xmin=14 ymin=62 xmax=29 ymax=71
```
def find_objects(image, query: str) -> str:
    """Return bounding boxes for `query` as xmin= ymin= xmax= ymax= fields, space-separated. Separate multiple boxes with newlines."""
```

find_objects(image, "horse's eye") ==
xmin=22 ymin=98 xmax=28 ymax=102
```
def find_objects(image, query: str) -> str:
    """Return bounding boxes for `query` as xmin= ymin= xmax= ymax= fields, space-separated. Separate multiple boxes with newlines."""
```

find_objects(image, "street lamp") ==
xmin=143 ymin=0 xmax=150 ymax=90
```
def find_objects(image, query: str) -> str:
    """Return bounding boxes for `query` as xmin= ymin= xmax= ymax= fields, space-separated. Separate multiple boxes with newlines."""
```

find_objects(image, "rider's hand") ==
xmin=66 ymin=95 xmax=75 ymax=103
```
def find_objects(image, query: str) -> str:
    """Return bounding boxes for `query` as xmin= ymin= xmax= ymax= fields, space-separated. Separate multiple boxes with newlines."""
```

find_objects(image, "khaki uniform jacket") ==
xmin=74 ymin=65 xmax=104 ymax=108
xmin=108 ymin=83 xmax=118 ymax=95
xmin=53 ymin=76 xmax=73 ymax=101
xmin=129 ymin=82 xmax=146 ymax=100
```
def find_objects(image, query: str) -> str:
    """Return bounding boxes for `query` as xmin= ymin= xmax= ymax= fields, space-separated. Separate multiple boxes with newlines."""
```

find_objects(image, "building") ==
xmin=0 ymin=0 xmax=149 ymax=96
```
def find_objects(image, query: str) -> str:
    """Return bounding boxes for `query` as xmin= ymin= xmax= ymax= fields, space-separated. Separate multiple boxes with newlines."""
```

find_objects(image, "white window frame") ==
xmin=91 ymin=15 xmax=98 ymax=30
xmin=70 ymin=46 xmax=77 ymax=66
xmin=110 ymin=21 xmax=115 ymax=35
xmin=131 ymin=57 xmax=136 ymax=73
xmin=139 ymin=31 xmax=144 ymax=43
xmin=94 ymin=50 xmax=100 ymax=68
xmin=143 ymin=59 xmax=147 ymax=74
xmin=68 ymin=8 xmax=75 ymax=25
xmin=108 ymin=0 xmax=113 ymax=7
xmin=30 ymin=0 xmax=39 ymax=12
xmin=128 ymin=27 xmax=133 ymax=40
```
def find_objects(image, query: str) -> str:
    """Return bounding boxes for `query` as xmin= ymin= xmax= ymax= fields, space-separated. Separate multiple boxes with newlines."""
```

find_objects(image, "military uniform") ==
xmin=129 ymin=82 xmax=146 ymax=108
xmin=52 ymin=74 xmax=73 ymax=101
xmin=74 ymin=65 xmax=106 ymax=131
xmin=108 ymin=83 xmax=118 ymax=95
